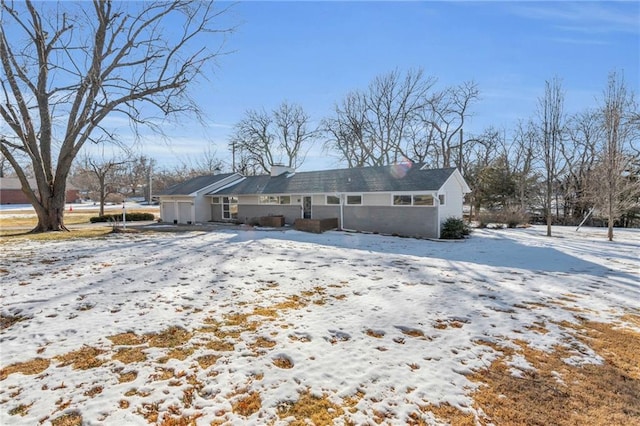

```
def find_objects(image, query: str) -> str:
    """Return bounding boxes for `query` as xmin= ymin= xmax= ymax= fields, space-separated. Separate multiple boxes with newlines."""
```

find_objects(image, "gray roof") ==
xmin=159 ymin=173 xmax=237 ymax=196
xmin=212 ymin=165 xmax=459 ymax=195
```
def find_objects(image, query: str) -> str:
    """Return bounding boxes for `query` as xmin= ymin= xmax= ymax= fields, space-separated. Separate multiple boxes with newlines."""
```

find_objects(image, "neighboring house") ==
xmin=0 ymin=177 xmax=80 ymax=205
xmin=210 ymin=164 xmax=470 ymax=239
xmin=158 ymin=173 xmax=243 ymax=224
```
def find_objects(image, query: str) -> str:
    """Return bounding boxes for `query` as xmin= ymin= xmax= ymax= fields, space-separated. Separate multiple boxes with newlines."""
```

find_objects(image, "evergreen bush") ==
xmin=90 ymin=212 xmax=155 ymax=223
xmin=440 ymin=217 xmax=471 ymax=239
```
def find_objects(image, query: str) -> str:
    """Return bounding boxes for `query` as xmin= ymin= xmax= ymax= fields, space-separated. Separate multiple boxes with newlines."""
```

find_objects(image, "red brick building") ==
xmin=0 ymin=178 xmax=80 ymax=205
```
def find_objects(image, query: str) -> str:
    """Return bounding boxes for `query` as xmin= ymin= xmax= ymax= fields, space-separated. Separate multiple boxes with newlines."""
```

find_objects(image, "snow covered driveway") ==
xmin=1 ymin=226 xmax=638 ymax=425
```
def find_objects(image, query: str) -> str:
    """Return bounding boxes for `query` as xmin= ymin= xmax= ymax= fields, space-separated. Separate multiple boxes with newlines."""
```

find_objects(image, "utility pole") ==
xmin=147 ymin=162 xmax=153 ymax=205
xmin=458 ymin=128 xmax=464 ymax=171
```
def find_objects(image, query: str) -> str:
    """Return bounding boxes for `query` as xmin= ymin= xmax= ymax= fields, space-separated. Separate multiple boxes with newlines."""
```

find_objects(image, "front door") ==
xmin=303 ymin=196 xmax=312 ymax=219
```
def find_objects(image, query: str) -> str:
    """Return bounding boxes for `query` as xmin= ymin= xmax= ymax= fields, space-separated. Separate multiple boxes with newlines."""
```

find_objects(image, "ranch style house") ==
xmin=158 ymin=163 xmax=470 ymax=239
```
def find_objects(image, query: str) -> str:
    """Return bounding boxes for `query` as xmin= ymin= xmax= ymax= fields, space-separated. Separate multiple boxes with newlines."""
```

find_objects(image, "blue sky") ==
xmin=80 ymin=1 xmax=640 ymax=170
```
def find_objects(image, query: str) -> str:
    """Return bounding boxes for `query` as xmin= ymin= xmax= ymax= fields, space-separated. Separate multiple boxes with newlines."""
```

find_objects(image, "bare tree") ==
xmin=230 ymin=101 xmax=317 ymax=174
xmin=73 ymin=154 xmax=127 ymax=217
xmin=510 ymin=120 xmax=540 ymax=215
xmin=177 ymin=144 xmax=224 ymax=176
xmin=323 ymin=69 xmax=436 ymax=167
xmin=536 ymin=77 xmax=566 ymax=236
xmin=322 ymin=91 xmax=370 ymax=167
xmin=587 ymin=71 xmax=640 ymax=240
xmin=421 ymin=81 xmax=480 ymax=168
xmin=561 ymin=109 xmax=602 ymax=223
xmin=0 ymin=0 xmax=232 ymax=232
xmin=121 ymin=154 xmax=156 ymax=201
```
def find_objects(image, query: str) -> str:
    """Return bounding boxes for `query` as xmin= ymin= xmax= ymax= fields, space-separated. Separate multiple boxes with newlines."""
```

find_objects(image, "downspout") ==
xmin=339 ymin=193 xmax=344 ymax=230
xmin=436 ymin=192 xmax=441 ymax=239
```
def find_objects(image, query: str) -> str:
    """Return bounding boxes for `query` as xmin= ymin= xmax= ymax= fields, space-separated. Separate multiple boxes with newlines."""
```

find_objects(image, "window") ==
xmin=392 ymin=194 xmax=434 ymax=206
xmin=412 ymin=195 xmax=434 ymax=206
xmin=259 ymin=196 xmax=278 ymax=204
xmin=211 ymin=197 xmax=220 ymax=204
xmin=326 ymin=195 xmax=340 ymax=205
xmin=222 ymin=196 xmax=238 ymax=219
xmin=346 ymin=195 xmax=362 ymax=205
xmin=393 ymin=195 xmax=412 ymax=206
xmin=260 ymin=195 xmax=290 ymax=204
xmin=438 ymin=194 xmax=446 ymax=205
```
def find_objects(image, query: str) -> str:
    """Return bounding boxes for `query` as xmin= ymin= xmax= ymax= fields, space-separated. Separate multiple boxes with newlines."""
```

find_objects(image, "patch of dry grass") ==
xmin=365 ymin=329 xmax=385 ymax=338
xmin=195 ymin=354 xmax=219 ymax=369
xmin=8 ymin=402 xmax=33 ymax=416
xmin=204 ymin=339 xmax=235 ymax=352
xmin=277 ymin=390 xmax=345 ymax=425
xmin=252 ymin=306 xmax=279 ymax=318
xmin=150 ymin=367 xmax=176 ymax=382
xmin=107 ymin=332 xmax=147 ymax=346
xmin=112 ymin=347 xmax=147 ymax=364
xmin=433 ymin=319 xmax=467 ymax=330
xmin=411 ymin=402 xmax=476 ymax=426
xmin=50 ymin=411 xmax=83 ymax=426
xmin=158 ymin=413 xmax=203 ymax=425
xmin=435 ymin=318 xmax=640 ymax=426
xmin=117 ymin=370 xmax=138 ymax=383
xmin=0 ymin=312 xmax=31 ymax=330
xmin=0 ymin=228 xmax=112 ymax=241
xmin=83 ymin=385 xmax=103 ymax=398
xmin=156 ymin=347 xmax=195 ymax=364
xmin=147 ymin=326 xmax=192 ymax=348
xmin=0 ymin=358 xmax=50 ymax=380
xmin=230 ymin=390 xmax=262 ymax=417
xmin=248 ymin=336 xmax=276 ymax=351
xmin=272 ymin=354 xmax=294 ymax=369
xmin=396 ymin=325 xmax=426 ymax=338
xmin=55 ymin=346 xmax=106 ymax=370
xmin=272 ymin=294 xmax=309 ymax=311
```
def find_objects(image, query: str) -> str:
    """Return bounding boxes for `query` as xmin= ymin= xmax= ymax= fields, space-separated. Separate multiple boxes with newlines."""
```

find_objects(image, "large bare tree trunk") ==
xmin=0 ymin=1 xmax=232 ymax=232
xmin=33 ymin=188 xmax=68 ymax=233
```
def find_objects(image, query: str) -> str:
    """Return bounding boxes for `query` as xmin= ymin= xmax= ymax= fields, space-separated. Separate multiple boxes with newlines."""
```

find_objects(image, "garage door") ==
xmin=178 ymin=202 xmax=192 ymax=224
xmin=161 ymin=201 xmax=177 ymax=223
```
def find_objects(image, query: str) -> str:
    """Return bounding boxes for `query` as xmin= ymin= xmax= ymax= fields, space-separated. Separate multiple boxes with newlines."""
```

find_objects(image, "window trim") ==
xmin=259 ymin=195 xmax=291 ymax=205
xmin=222 ymin=196 xmax=238 ymax=220
xmin=326 ymin=195 xmax=341 ymax=205
xmin=413 ymin=194 xmax=435 ymax=206
xmin=392 ymin=194 xmax=412 ymax=206
xmin=391 ymin=193 xmax=436 ymax=206
xmin=346 ymin=194 xmax=362 ymax=205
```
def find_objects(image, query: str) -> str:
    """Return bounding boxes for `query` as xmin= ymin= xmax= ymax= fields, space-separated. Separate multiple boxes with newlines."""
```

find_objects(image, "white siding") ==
xmin=438 ymin=175 xmax=465 ymax=222
xmin=363 ymin=193 xmax=389 ymax=206
xmin=238 ymin=195 xmax=260 ymax=204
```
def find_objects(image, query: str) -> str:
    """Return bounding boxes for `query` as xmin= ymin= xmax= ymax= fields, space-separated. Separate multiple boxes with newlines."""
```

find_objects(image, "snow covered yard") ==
xmin=1 ymin=226 xmax=638 ymax=425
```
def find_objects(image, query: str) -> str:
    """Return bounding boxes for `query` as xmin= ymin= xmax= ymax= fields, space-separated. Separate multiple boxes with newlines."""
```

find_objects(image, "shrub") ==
xmin=440 ymin=217 xmax=471 ymax=239
xmin=89 ymin=212 xmax=155 ymax=223
xmin=504 ymin=210 xmax=530 ymax=228
xmin=478 ymin=210 xmax=529 ymax=229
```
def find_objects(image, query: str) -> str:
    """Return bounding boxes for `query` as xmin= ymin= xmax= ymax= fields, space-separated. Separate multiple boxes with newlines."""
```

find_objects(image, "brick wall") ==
xmin=294 ymin=218 xmax=339 ymax=233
